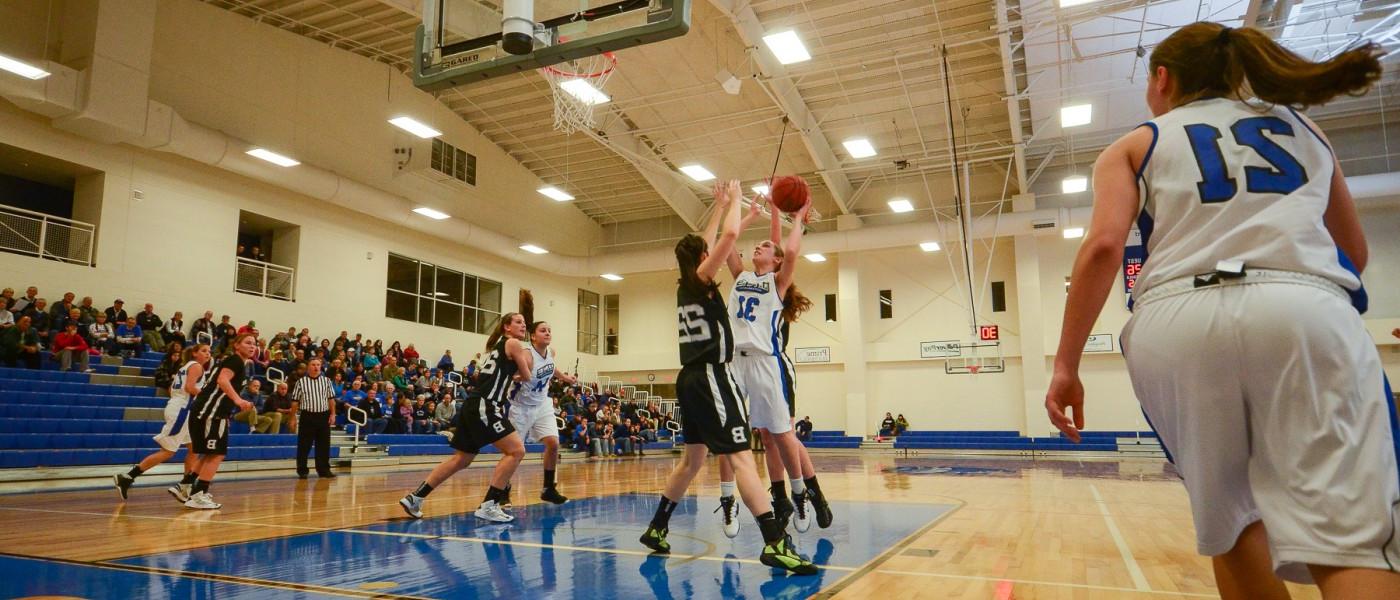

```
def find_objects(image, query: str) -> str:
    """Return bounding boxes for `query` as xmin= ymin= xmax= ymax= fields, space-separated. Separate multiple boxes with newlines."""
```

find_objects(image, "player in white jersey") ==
xmin=1045 ymin=22 xmax=1396 ymax=599
xmin=113 ymin=343 xmax=212 ymax=503
xmin=506 ymin=320 xmax=577 ymax=505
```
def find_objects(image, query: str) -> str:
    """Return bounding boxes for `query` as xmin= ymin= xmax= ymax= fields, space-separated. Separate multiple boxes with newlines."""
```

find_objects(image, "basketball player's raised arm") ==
xmin=776 ymin=202 xmax=810 ymax=296
xmin=183 ymin=363 xmax=204 ymax=397
xmin=703 ymin=180 xmax=727 ymax=249
xmin=1045 ymin=128 xmax=1144 ymax=442
xmin=699 ymin=180 xmax=743 ymax=285
xmin=726 ymin=197 xmax=766 ymax=278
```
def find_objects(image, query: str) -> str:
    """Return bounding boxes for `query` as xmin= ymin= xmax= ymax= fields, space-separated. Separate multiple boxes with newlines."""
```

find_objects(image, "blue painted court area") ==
xmin=12 ymin=493 xmax=952 ymax=599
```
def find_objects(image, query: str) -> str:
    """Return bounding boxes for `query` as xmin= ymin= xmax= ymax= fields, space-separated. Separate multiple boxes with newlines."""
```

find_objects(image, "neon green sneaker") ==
xmin=760 ymin=536 xmax=818 ymax=575
xmin=640 ymin=526 xmax=671 ymax=554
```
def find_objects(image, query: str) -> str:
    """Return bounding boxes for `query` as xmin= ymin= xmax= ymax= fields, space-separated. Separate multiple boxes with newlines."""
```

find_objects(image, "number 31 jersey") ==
xmin=1135 ymin=98 xmax=1361 ymax=300
xmin=678 ymin=283 xmax=733 ymax=366
xmin=728 ymin=270 xmax=782 ymax=354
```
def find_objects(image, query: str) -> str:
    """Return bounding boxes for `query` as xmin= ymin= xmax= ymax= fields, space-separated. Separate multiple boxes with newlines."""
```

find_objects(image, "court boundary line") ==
xmin=0 ymin=551 xmax=434 ymax=599
xmin=1090 ymin=483 xmax=1152 ymax=591
xmin=810 ymin=498 xmax=965 ymax=599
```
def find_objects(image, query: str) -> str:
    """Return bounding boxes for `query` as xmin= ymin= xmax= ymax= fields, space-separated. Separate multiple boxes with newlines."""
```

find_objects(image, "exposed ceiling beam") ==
xmin=708 ymin=0 xmax=858 ymax=218
xmin=995 ymin=0 xmax=1028 ymax=193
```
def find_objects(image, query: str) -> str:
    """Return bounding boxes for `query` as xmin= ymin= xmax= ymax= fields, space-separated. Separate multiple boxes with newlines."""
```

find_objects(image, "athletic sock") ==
xmin=650 ymin=496 xmax=678 ymax=530
xmin=180 ymin=472 xmax=198 ymax=485
xmin=719 ymin=480 xmax=736 ymax=499
xmin=755 ymin=511 xmax=784 ymax=545
xmin=127 ymin=465 xmax=143 ymax=479
xmin=484 ymin=485 xmax=506 ymax=504
xmin=804 ymin=476 xmax=821 ymax=495
xmin=770 ymin=480 xmax=786 ymax=502
xmin=412 ymin=481 xmax=434 ymax=499
xmin=543 ymin=469 xmax=556 ymax=490
xmin=789 ymin=477 xmax=806 ymax=496
xmin=193 ymin=480 xmax=211 ymax=495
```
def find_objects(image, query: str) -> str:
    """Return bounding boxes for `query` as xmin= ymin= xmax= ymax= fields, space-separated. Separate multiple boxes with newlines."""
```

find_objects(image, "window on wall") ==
xmin=991 ymin=281 xmax=1006 ymax=312
xmin=878 ymin=290 xmax=893 ymax=319
xmin=824 ymin=293 xmax=837 ymax=322
xmin=385 ymin=252 xmax=501 ymax=334
xmin=604 ymin=294 xmax=620 ymax=355
xmin=577 ymin=289 xmax=600 ymax=354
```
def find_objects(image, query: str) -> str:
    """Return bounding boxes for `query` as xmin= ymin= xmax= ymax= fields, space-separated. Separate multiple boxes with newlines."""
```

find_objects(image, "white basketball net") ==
xmin=538 ymin=51 xmax=617 ymax=134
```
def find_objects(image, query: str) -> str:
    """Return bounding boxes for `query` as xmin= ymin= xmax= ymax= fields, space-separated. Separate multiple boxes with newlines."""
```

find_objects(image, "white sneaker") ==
xmin=474 ymin=500 xmax=514 ymax=523
xmin=184 ymin=491 xmax=221 ymax=510
xmin=792 ymin=491 xmax=812 ymax=533
xmin=399 ymin=494 xmax=424 ymax=519
xmin=167 ymin=483 xmax=191 ymax=503
xmin=716 ymin=495 xmax=740 ymax=538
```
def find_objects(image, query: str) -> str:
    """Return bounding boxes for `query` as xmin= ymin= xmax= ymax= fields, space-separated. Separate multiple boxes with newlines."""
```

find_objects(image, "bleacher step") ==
xmin=89 ymin=373 xmax=154 ymax=387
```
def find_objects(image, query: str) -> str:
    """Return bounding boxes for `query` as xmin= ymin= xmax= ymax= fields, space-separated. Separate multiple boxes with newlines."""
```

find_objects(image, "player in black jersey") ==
xmin=183 ymin=333 xmax=257 ymax=510
xmin=400 ymin=311 xmax=533 ymax=523
xmin=639 ymin=179 xmax=815 ymax=575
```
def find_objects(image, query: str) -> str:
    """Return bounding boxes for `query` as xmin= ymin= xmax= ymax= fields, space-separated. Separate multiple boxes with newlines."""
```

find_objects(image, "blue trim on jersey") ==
xmin=769 ymin=309 xmax=782 ymax=357
xmin=1135 ymin=122 xmax=1159 ymax=181
xmin=1287 ymin=106 xmax=1332 ymax=154
xmin=1336 ymin=247 xmax=1369 ymax=314
xmin=170 ymin=407 xmax=189 ymax=437
xmin=1384 ymin=374 xmax=1398 ymax=489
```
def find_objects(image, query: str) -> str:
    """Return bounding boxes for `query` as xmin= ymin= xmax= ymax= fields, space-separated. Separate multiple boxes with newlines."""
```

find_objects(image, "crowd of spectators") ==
xmin=1 ymin=284 xmax=675 ymax=456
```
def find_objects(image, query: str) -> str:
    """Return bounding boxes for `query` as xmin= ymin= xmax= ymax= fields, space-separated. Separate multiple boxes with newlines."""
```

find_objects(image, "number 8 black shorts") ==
xmin=451 ymin=394 xmax=515 ymax=453
xmin=677 ymin=362 xmax=751 ymax=455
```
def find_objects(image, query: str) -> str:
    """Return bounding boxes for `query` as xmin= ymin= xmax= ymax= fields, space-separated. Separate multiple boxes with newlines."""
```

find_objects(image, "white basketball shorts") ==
xmin=508 ymin=402 xmax=559 ymax=443
xmin=733 ymin=350 xmax=794 ymax=434
xmin=153 ymin=402 xmax=192 ymax=452
xmin=1123 ymin=269 xmax=1400 ymax=583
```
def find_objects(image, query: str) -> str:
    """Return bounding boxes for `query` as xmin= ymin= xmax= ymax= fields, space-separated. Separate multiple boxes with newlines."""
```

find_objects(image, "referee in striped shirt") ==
xmin=292 ymin=358 xmax=336 ymax=478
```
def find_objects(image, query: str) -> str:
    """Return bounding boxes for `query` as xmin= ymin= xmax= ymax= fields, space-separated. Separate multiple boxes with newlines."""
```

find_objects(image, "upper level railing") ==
xmin=0 ymin=204 xmax=95 ymax=266
xmin=235 ymin=256 xmax=295 ymax=301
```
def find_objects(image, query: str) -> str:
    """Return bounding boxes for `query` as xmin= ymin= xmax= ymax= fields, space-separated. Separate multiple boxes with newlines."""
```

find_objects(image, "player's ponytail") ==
xmin=1152 ymin=22 xmax=1382 ymax=108
xmin=519 ymin=288 xmax=535 ymax=330
xmin=675 ymin=234 xmax=718 ymax=295
xmin=781 ymin=285 xmax=812 ymax=323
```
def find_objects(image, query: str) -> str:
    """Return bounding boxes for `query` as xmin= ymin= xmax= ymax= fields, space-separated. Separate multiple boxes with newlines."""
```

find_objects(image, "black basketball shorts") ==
xmin=677 ymin=362 xmax=751 ymax=455
xmin=189 ymin=415 xmax=230 ymax=455
xmin=450 ymin=394 xmax=515 ymax=453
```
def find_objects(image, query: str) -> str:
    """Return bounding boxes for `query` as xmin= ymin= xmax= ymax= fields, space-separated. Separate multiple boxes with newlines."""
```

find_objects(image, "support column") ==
xmin=1012 ymin=193 xmax=1053 ymax=436
xmin=836 ymin=229 xmax=869 ymax=437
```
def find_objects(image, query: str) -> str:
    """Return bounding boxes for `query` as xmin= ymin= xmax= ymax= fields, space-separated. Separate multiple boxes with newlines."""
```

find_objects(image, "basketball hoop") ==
xmin=538 ymin=41 xmax=618 ymax=134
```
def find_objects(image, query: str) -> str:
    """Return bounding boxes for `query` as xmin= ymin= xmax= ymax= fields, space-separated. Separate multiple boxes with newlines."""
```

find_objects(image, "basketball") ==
xmin=769 ymin=175 xmax=810 ymax=213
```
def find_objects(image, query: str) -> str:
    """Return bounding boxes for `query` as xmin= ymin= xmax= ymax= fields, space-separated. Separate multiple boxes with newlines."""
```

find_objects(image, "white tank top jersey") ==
xmin=729 ymin=270 xmax=783 ymax=354
xmin=166 ymin=360 xmax=206 ymax=410
xmin=512 ymin=345 xmax=555 ymax=409
xmin=1133 ymin=98 xmax=1362 ymax=301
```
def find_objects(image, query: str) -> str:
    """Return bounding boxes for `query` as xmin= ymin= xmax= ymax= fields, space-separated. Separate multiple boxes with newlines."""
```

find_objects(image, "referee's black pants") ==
xmin=297 ymin=410 xmax=333 ymax=476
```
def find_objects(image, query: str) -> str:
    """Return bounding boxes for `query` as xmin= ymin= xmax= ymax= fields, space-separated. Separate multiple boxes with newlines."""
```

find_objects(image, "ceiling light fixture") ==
xmin=919 ymin=241 xmax=941 ymax=252
xmin=388 ymin=116 xmax=442 ymax=138
xmin=804 ymin=253 xmax=827 ymax=263
xmin=412 ymin=207 xmax=451 ymax=220
xmin=538 ymin=186 xmax=575 ymax=202
xmin=679 ymin=164 xmax=715 ymax=181
xmin=1058 ymin=0 xmax=1101 ymax=6
xmin=842 ymin=138 xmax=877 ymax=159
xmin=601 ymin=273 xmax=624 ymax=281
xmin=560 ymin=79 xmax=610 ymax=105
xmin=1063 ymin=227 xmax=1085 ymax=239
xmin=888 ymin=198 xmax=914 ymax=213
xmin=762 ymin=30 xmax=812 ymax=65
xmin=246 ymin=148 xmax=300 ymax=167
xmin=1061 ymin=176 xmax=1088 ymax=194
xmin=519 ymin=244 xmax=549 ymax=255
xmin=1060 ymin=103 xmax=1092 ymax=128
xmin=0 ymin=54 xmax=49 ymax=80
xmin=752 ymin=184 xmax=770 ymax=196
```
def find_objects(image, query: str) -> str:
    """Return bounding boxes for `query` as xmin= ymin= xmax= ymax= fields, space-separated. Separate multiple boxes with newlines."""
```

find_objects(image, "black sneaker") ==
xmin=760 ymin=536 xmax=818 ymax=575
xmin=640 ymin=526 xmax=671 ymax=554
xmin=114 ymin=473 xmax=134 ymax=500
xmin=540 ymin=487 xmax=569 ymax=505
xmin=808 ymin=488 xmax=834 ymax=529
xmin=772 ymin=491 xmax=795 ymax=525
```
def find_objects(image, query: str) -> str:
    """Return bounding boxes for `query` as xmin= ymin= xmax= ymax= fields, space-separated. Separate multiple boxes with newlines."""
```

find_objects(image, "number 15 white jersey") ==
xmin=729 ymin=270 xmax=783 ymax=354
xmin=1134 ymin=98 xmax=1361 ymax=301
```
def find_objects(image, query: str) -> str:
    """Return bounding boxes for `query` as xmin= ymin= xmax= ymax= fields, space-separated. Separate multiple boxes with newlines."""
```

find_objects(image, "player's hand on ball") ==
xmin=1045 ymin=371 xmax=1084 ymax=442
xmin=712 ymin=180 xmax=730 ymax=206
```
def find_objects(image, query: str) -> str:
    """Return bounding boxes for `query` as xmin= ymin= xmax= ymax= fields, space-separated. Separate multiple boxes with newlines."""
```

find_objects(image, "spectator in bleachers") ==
xmin=10 ymin=286 xmax=37 ymax=313
xmin=402 ymin=343 xmax=420 ymax=365
xmin=87 ymin=313 xmax=115 ymax=354
xmin=154 ymin=346 xmax=183 ymax=391
xmin=0 ymin=303 xmax=14 ymax=330
xmin=465 ymin=358 xmax=477 ymax=380
xmin=362 ymin=350 xmax=380 ymax=369
xmin=795 ymin=416 xmax=813 ymax=442
xmin=190 ymin=310 xmax=215 ymax=344
xmin=390 ymin=396 xmax=413 ymax=434
xmin=1 ymin=315 xmax=40 ymax=368
xmin=437 ymin=349 xmax=453 ymax=372
xmin=358 ymin=389 xmax=387 ymax=435
xmin=214 ymin=315 xmax=236 ymax=353
xmin=265 ymin=381 xmax=296 ymax=433
xmin=236 ymin=379 xmax=278 ymax=433
xmin=53 ymin=308 xmax=80 ymax=339
xmin=136 ymin=304 xmax=164 ymax=352
xmin=114 ymin=316 xmax=144 ymax=358
xmin=0 ymin=287 xmax=12 ymax=309
xmin=237 ymin=320 xmax=257 ymax=337
xmin=339 ymin=379 xmax=366 ymax=429
xmin=26 ymin=298 xmax=50 ymax=349
xmin=162 ymin=311 xmax=185 ymax=346
xmin=386 ymin=341 xmax=403 ymax=362
xmin=105 ymin=299 xmax=128 ymax=324
xmin=432 ymin=397 xmax=454 ymax=436
xmin=879 ymin=413 xmax=896 ymax=439
xmin=77 ymin=296 xmax=98 ymax=325
xmin=51 ymin=321 xmax=91 ymax=373
xmin=895 ymin=414 xmax=909 ymax=436
xmin=412 ymin=398 xmax=436 ymax=434
xmin=50 ymin=292 xmax=75 ymax=324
